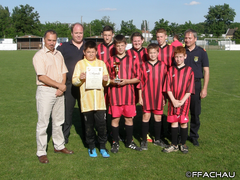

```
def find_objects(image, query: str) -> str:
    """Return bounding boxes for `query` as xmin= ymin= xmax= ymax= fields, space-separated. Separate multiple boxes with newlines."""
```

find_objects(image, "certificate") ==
xmin=85 ymin=66 xmax=103 ymax=89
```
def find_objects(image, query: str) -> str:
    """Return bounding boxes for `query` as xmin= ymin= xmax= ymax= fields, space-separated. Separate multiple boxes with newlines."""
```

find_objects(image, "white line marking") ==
xmin=209 ymin=88 xmax=240 ymax=98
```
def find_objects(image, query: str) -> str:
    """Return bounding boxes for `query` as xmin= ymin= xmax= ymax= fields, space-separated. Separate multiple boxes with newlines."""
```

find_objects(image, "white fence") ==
xmin=225 ymin=45 xmax=240 ymax=50
xmin=0 ymin=38 xmax=17 ymax=50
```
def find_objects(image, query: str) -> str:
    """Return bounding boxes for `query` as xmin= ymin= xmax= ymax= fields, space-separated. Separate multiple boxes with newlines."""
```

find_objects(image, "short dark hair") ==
xmin=113 ymin=35 xmax=126 ymax=45
xmin=84 ymin=41 xmax=97 ymax=51
xmin=184 ymin=29 xmax=197 ymax=38
xmin=71 ymin=23 xmax=84 ymax=33
xmin=44 ymin=30 xmax=57 ymax=38
xmin=147 ymin=43 xmax=159 ymax=53
xmin=130 ymin=32 xmax=143 ymax=41
xmin=102 ymin=25 xmax=113 ymax=33
xmin=173 ymin=34 xmax=179 ymax=40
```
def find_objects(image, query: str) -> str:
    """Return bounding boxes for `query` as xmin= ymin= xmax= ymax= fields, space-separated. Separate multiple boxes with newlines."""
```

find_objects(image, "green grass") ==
xmin=0 ymin=50 xmax=240 ymax=179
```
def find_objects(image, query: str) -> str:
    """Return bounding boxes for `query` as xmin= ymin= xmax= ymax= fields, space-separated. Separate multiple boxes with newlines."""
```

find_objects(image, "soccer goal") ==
xmin=203 ymin=38 xmax=232 ymax=50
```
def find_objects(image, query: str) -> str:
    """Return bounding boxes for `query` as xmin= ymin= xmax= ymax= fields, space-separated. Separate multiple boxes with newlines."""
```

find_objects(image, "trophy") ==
xmin=114 ymin=61 xmax=121 ymax=83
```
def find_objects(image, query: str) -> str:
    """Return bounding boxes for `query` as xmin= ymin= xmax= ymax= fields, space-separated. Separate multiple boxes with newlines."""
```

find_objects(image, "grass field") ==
xmin=0 ymin=50 xmax=239 ymax=180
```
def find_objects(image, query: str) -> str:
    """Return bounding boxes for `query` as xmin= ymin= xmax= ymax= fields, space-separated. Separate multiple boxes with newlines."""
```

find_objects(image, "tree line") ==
xmin=1 ymin=3 xmax=240 ymax=40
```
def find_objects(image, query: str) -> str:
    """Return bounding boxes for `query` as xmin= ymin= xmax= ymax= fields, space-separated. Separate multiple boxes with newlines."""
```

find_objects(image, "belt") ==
xmin=194 ymin=78 xmax=201 ymax=82
xmin=41 ymin=84 xmax=57 ymax=89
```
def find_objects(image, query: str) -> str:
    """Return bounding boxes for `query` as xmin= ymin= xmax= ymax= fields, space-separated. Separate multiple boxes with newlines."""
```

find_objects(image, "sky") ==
xmin=1 ymin=0 xmax=240 ymax=31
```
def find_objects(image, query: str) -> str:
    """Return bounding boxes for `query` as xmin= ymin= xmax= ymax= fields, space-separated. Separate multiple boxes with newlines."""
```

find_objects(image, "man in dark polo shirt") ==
xmin=184 ymin=29 xmax=209 ymax=146
xmin=57 ymin=23 xmax=85 ymax=144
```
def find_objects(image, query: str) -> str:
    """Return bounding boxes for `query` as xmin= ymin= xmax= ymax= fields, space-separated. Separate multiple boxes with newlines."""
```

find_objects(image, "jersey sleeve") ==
xmin=163 ymin=70 xmax=171 ymax=93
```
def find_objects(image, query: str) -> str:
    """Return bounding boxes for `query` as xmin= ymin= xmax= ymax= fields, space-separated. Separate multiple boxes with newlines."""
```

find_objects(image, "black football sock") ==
xmin=180 ymin=126 xmax=188 ymax=145
xmin=142 ymin=122 xmax=149 ymax=141
xmin=112 ymin=126 xmax=119 ymax=143
xmin=154 ymin=121 xmax=162 ymax=141
xmin=171 ymin=127 xmax=178 ymax=146
xmin=125 ymin=125 xmax=133 ymax=145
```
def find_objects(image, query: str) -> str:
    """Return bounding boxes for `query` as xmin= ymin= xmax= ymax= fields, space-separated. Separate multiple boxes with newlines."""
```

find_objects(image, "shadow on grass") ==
xmin=46 ymin=107 xmax=87 ymax=149
xmin=46 ymin=106 xmax=171 ymax=150
xmin=72 ymin=108 xmax=87 ymax=148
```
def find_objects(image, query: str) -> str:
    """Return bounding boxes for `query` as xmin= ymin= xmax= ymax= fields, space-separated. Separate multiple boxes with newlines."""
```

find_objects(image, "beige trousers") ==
xmin=36 ymin=86 xmax=65 ymax=156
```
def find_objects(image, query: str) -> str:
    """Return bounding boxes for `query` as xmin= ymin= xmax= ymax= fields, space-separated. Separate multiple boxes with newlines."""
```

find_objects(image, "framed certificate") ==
xmin=85 ymin=66 xmax=103 ymax=89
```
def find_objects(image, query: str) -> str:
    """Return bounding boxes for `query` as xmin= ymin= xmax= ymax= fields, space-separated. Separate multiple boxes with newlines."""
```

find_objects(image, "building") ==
xmin=16 ymin=35 xmax=42 ymax=49
xmin=225 ymin=28 xmax=238 ymax=39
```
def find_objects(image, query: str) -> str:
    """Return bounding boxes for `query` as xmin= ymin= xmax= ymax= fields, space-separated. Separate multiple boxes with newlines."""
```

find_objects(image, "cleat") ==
xmin=140 ymin=141 xmax=148 ymax=150
xmin=147 ymin=134 xmax=152 ymax=143
xmin=126 ymin=141 xmax=142 ymax=151
xmin=162 ymin=145 xmax=179 ymax=153
xmin=180 ymin=144 xmax=188 ymax=154
xmin=111 ymin=141 xmax=120 ymax=153
xmin=153 ymin=139 xmax=166 ymax=148
xmin=100 ymin=149 xmax=110 ymax=158
xmin=88 ymin=148 xmax=97 ymax=157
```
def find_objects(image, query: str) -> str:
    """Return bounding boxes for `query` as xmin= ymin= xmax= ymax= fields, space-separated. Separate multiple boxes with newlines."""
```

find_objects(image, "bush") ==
xmin=233 ymin=39 xmax=240 ymax=44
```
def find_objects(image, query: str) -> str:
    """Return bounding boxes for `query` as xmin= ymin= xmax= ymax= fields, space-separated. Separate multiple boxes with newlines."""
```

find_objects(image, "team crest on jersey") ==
xmin=101 ymin=51 xmax=104 ymax=54
xmin=194 ymin=56 xmax=199 ymax=62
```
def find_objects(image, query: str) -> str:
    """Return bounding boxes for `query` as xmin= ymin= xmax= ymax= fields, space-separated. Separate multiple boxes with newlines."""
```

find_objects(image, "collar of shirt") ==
xmin=186 ymin=44 xmax=198 ymax=52
xmin=103 ymin=42 xmax=114 ymax=47
xmin=159 ymin=44 xmax=168 ymax=49
xmin=83 ymin=58 xmax=97 ymax=66
xmin=43 ymin=46 xmax=57 ymax=55
xmin=131 ymin=47 xmax=143 ymax=52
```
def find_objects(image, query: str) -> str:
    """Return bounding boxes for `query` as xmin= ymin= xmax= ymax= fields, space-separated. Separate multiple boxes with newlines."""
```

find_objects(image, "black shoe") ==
xmin=153 ymin=139 xmax=166 ymax=148
xmin=192 ymin=139 xmax=199 ymax=146
xmin=126 ymin=141 xmax=142 ymax=151
xmin=140 ymin=141 xmax=148 ymax=150
xmin=111 ymin=141 xmax=120 ymax=153
xmin=180 ymin=144 xmax=189 ymax=154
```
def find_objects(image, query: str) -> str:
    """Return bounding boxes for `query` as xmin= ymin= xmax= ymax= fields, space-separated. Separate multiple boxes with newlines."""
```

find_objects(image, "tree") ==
xmin=169 ymin=22 xmax=179 ymax=35
xmin=141 ymin=20 xmax=148 ymax=31
xmin=204 ymin=3 xmax=236 ymax=37
xmin=82 ymin=16 xmax=116 ymax=37
xmin=11 ymin=4 xmax=41 ymax=36
xmin=101 ymin=16 xmax=116 ymax=30
xmin=118 ymin=20 xmax=141 ymax=36
xmin=233 ymin=29 xmax=240 ymax=39
xmin=0 ymin=5 xmax=12 ymax=38
xmin=229 ymin=22 xmax=240 ymax=29
xmin=41 ymin=22 xmax=71 ymax=38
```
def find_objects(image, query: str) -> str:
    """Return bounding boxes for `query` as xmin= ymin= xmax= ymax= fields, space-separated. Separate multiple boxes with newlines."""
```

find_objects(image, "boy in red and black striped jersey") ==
xmin=106 ymin=35 xmax=142 ymax=153
xmin=126 ymin=32 xmax=148 ymax=115
xmin=97 ymin=26 xmax=116 ymax=107
xmin=126 ymin=32 xmax=148 ymax=65
xmin=156 ymin=28 xmax=175 ymax=69
xmin=163 ymin=46 xmax=195 ymax=154
xmin=138 ymin=43 xmax=167 ymax=150
xmin=97 ymin=25 xmax=116 ymax=63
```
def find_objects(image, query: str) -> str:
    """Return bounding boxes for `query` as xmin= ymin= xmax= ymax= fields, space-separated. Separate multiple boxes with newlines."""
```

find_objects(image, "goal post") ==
xmin=203 ymin=38 xmax=232 ymax=50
